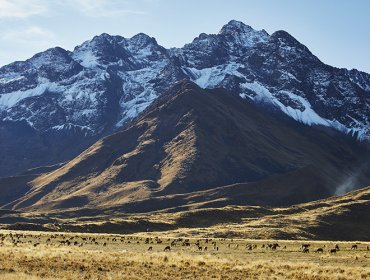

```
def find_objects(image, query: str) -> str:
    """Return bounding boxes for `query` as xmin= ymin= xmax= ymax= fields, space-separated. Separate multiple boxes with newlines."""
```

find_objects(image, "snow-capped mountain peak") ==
xmin=128 ymin=33 xmax=157 ymax=47
xmin=219 ymin=20 xmax=254 ymax=34
xmin=0 ymin=20 xmax=369 ymax=176
xmin=219 ymin=20 xmax=269 ymax=48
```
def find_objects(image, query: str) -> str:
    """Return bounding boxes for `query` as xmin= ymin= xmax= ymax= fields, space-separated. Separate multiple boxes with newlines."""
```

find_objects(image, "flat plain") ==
xmin=0 ymin=230 xmax=369 ymax=279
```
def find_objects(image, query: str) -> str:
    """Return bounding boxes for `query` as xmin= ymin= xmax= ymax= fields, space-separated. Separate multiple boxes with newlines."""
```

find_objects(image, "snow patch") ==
xmin=50 ymin=123 xmax=94 ymax=136
xmin=279 ymin=70 xmax=300 ymax=82
xmin=72 ymin=49 xmax=99 ymax=68
xmin=116 ymin=65 xmax=165 ymax=126
xmin=240 ymin=81 xmax=370 ymax=140
xmin=241 ymin=81 xmax=347 ymax=128
xmin=0 ymin=76 xmax=25 ymax=84
xmin=186 ymin=63 xmax=244 ymax=88
xmin=51 ymin=123 xmax=93 ymax=132
xmin=0 ymin=78 xmax=59 ymax=109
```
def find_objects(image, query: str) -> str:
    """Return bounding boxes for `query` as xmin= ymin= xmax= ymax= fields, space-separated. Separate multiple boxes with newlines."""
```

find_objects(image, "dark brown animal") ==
xmin=351 ymin=244 xmax=357 ymax=250
xmin=164 ymin=246 xmax=171 ymax=251
xmin=315 ymin=248 xmax=324 ymax=253
xmin=148 ymin=246 xmax=153 ymax=251
xmin=330 ymin=248 xmax=337 ymax=254
xmin=302 ymin=248 xmax=309 ymax=253
xmin=301 ymin=244 xmax=310 ymax=251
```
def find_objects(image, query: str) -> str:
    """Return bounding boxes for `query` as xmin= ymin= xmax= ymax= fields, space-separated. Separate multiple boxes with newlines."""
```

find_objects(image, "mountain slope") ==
xmin=4 ymin=81 xmax=369 ymax=212
xmin=175 ymin=184 xmax=370 ymax=241
xmin=160 ymin=184 xmax=370 ymax=241
xmin=1 ymin=183 xmax=369 ymax=241
xmin=0 ymin=20 xmax=369 ymax=177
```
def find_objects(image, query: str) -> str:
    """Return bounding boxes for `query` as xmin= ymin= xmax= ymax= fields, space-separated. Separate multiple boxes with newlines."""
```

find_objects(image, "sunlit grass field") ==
xmin=0 ymin=230 xmax=369 ymax=279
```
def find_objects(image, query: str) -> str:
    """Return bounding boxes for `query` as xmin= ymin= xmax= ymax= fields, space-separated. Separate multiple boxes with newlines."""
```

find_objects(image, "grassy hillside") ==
xmin=1 ymin=186 xmax=369 ymax=241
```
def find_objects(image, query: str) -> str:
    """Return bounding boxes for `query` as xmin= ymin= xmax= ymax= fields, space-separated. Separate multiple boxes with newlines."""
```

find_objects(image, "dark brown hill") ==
xmin=3 ymin=81 xmax=369 ymax=212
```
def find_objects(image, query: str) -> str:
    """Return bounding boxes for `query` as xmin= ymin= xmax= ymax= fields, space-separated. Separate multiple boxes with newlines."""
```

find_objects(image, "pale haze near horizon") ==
xmin=0 ymin=0 xmax=369 ymax=72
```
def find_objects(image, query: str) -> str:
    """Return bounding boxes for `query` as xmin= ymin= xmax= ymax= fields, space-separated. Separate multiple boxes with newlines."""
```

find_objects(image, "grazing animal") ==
xmin=164 ymin=246 xmax=171 ymax=252
xmin=351 ymin=244 xmax=357 ymax=250
xmin=367 ymin=245 xmax=370 ymax=251
xmin=148 ymin=246 xmax=153 ymax=251
xmin=198 ymin=246 xmax=202 ymax=251
xmin=315 ymin=248 xmax=324 ymax=253
xmin=335 ymin=244 xmax=340 ymax=251
xmin=301 ymin=244 xmax=310 ymax=251
xmin=330 ymin=248 xmax=337 ymax=254
xmin=302 ymin=248 xmax=309 ymax=253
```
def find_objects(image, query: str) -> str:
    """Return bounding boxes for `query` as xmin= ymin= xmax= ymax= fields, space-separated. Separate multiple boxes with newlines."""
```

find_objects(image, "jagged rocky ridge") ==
xmin=0 ymin=20 xmax=369 ymax=177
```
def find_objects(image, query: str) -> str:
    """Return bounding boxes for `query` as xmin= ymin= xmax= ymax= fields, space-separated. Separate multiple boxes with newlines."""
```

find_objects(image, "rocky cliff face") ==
xmin=0 ymin=20 xmax=369 ymax=177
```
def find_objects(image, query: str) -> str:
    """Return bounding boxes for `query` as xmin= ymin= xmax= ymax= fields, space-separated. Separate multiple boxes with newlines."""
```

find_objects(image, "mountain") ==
xmin=2 ymin=81 xmax=368 ymax=213
xmin=0 ymin=20 xmax=369 ymax=178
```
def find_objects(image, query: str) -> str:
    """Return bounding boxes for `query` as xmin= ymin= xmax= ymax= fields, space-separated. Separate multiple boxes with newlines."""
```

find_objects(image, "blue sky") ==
xmin=0 ymin=0 xmax=369 ymax=72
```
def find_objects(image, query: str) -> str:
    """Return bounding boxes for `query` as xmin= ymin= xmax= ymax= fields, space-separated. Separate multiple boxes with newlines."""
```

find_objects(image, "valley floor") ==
xmin=0 ymin=231 xmax=369 ymax=279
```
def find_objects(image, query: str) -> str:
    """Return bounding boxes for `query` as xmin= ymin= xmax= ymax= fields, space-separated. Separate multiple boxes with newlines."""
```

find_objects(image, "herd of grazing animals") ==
xmin=0 ymin=232 xmax=369 ymax=255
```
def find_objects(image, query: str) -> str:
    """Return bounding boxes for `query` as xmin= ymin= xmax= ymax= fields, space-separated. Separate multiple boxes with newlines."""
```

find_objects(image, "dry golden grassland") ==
xmin=0 ymin=230 xmax=369 ymax=279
